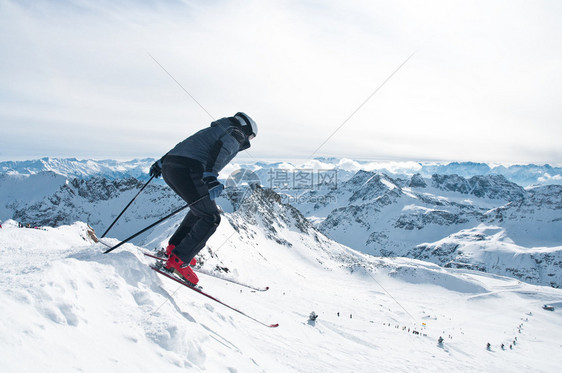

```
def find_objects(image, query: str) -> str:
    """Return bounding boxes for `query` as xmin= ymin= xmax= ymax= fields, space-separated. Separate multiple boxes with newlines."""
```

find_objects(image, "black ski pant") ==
xmin=161 ymin=156 xmax=221 ymax=263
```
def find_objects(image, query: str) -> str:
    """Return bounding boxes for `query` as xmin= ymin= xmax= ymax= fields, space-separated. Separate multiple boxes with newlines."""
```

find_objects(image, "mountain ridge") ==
xmin=2 ymin=157 xmax=561 ymax=186
xmin=1 ymin=160 xmax=561 ymax=288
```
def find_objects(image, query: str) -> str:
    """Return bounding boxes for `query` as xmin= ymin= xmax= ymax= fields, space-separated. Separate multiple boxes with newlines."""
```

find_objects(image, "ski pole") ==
xmin=101 ymin=175 xmax=154 ymax=238
xmin=103 ymin=193 xmax=209 ymax=254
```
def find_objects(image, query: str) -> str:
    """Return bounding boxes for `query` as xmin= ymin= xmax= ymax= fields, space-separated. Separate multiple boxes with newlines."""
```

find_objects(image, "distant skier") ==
xmin=309 ymin=312 xmax=318 ymax=322
xmin=149 ymin=113 xmax=258 ymax=285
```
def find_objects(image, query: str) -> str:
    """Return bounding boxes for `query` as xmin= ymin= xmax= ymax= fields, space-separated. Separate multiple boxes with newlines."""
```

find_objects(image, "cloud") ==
xmin=1 ymin=0 xmax=561 ymax=163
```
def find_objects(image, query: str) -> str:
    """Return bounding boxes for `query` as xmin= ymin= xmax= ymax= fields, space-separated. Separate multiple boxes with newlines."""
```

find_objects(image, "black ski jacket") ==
xmin=164 ymin=117 xmax=248 ymax=176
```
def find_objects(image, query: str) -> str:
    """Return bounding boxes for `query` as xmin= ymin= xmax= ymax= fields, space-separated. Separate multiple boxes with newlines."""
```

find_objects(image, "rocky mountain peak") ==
xmin=341 ymin=171 xmax=401 ymax=203
xmin=232 ymin=185 xmax=316 ymax=237
xmin=409 ymin=173 xmax=427 ymax=188
xmin=432 ymin=173 xmax=525 ymax=201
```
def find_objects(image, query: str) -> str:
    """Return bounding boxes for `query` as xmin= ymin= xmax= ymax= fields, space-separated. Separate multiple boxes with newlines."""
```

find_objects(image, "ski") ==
xmin=143 ymin=252 xmax=269 ymax=292
xmin=150 ymin=265 xmax=279 ymax=328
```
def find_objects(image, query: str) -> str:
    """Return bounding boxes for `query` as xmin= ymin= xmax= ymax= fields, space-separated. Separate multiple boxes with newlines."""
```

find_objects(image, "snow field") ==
xmin=1 ymin=220 xmax=561 ymax=372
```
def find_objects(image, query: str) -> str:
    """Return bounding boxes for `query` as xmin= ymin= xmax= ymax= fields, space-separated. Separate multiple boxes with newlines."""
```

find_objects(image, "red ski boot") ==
xmin=165 ymin=244 xmax=196 ymax=266
xmin=165 ymin=244 xmax=175 ymax=257
xmin=165 ymin=254 xmax=199 ymax=286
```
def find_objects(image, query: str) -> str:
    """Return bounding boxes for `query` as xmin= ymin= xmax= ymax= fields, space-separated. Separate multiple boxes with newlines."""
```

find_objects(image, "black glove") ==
xmin=203 ymin=172 xmax=224 ymax=200
xmin=150 ymin=159 xmax=162 ymax=178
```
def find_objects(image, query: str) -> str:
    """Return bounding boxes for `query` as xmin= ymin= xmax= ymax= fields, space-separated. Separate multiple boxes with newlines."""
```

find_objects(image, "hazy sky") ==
xmin=1 ymin=0 xmax=561 ymax=164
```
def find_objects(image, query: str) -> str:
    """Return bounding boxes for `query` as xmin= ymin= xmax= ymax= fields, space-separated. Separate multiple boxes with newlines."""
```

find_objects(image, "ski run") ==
xmin=1 ymin=219 xmax=561 ymax=372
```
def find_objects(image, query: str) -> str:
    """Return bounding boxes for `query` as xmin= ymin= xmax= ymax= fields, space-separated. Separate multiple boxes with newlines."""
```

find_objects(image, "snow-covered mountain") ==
xmin=1 ymin=158 xmax=561 ymax=290
xmin=409 ymin=226 xmax=562 ymax=288
xmin=1 ymin=191 xmax=561 ymax=372
xmin=294 ymin=171 xmax=562 ymax=287
xmin=0 ymin=157 xmax=153 ymax=180
xmin=0 ymin=172 xmax=183 ymax=241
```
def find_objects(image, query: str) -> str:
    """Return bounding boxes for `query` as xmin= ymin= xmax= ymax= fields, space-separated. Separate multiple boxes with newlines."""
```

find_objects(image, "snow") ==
xmin=402 ymin=204 xmax=443 ymax=213
xmin=379 ymin=177 xmax=398 ymax=190
xmin=1 ymin=158 xmax=562 ymax=371
xmin=411 ymin=225 xmax=562 ymax=287
xmin=0 ymin=172 xmax=67 ymax=217
xmin=1 ymin=219 xmax=562 ymax=372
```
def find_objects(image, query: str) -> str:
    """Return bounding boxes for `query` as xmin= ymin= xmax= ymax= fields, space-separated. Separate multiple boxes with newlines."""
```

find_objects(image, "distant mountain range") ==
xmin=0 ymin=158 xmax=152 ymax=180
xmin=1 ymin=157 xmax=561 ymax=186
xmin=1 ymin=158 xmax=561 ymax=288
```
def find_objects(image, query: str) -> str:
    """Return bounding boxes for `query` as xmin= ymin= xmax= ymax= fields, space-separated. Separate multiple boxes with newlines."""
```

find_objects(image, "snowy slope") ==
xmin=1 ymin=204 xmax=562 ymax=372
xmin=0 ymin=172 xmax=67 ymax=218
xmin=297 ymin=171 xmax=562 ymax=287
xmin=409 ymin=225 xmax=562 ymax=288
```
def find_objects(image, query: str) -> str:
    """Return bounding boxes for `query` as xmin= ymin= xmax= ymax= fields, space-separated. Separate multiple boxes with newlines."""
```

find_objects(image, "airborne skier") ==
xmin=149 ymin=112 xmax=258 ymax=285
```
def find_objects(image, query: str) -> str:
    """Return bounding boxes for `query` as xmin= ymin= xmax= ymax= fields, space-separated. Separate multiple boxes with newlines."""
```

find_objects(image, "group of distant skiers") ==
xmin=0 ymin=221 xmax=40 ymax=229
xmin=487 ymin=337 xmax=517 ymax=351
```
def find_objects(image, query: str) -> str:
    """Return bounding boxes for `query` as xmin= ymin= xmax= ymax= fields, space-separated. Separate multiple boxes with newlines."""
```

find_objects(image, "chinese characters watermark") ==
xmin=267 ymin=169 xmax=338 ymax=191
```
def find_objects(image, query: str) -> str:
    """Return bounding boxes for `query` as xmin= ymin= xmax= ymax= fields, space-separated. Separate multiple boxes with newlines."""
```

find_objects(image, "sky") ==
xmin=1 ymin=0 xmax=561 ymax=164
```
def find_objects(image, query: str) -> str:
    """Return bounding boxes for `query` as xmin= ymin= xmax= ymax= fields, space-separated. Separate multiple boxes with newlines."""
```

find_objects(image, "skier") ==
xmin=309 ymin=312 xmax=318 ymax=322
xmin=149 ymin=113 xmax=258 ymax=285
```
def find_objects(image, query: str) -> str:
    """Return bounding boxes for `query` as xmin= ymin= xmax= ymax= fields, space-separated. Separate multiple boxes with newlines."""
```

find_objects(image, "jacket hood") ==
xmin=210 ymin=117 xmax=233 ymax=130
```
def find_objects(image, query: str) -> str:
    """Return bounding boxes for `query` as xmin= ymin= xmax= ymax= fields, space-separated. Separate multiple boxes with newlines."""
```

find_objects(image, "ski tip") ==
xmin=269 ymin=323 xmax=279 ymax=328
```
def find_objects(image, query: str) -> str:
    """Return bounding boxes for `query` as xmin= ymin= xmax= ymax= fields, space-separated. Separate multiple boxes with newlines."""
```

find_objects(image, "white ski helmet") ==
xmin=234 ymin=112 xmax=258 ymax=139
